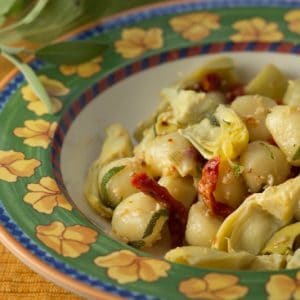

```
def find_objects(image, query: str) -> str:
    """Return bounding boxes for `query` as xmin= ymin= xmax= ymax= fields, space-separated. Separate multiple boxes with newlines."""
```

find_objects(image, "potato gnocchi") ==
xmin=85 ymin=56 xmax=300 ymax=270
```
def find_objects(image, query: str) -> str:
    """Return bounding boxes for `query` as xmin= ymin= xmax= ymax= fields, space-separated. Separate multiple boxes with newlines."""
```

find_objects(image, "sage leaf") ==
xmin=293 ymin=146 xmax=300 ymax=161
xmin=0 ymin=0 xmax=48 ymax=33
xmin=0 ymin=0 xmax=18 ymax=15
xmin=35 ymin=40 xmax=108 ymax=65
xmin=1 ymin=51 xmax=53 ymax=114
xmin=0 ymin=44 xmax=28 ymax=54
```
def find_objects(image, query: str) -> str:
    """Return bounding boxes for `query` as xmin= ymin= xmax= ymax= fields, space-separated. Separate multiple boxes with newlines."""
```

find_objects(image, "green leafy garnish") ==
xmin=293 ymin=146 xmax=300 ymax=161
xmin=0 ymin=50 xmax=53 ymax=114
xmin=35 ymin=40 xmax=108 ymax=65
xmin=128 ymin=240 xmax=145 ymax=249
xmin=143 ymin=209 xmax=168 ymax=239
xmin=100 ymin=165 xmax=125 ymax=209
xmin=260 ymin=142 xmax=274 ymax=160
xmin=207 ymin=114 xmax=220 ymax=126
xmin=232 ymin=163 xmax=243 ymax=177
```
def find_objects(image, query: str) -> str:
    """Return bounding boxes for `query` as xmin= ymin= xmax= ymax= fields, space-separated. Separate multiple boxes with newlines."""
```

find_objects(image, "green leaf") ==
xmin=232 ymin=163 xmax=243 ymax=177
xmin=35 ymin=40 xmax=108 ymax=65
xmin=100 ymin=165 xmax=125 ymax=209
xmin=143 ymin=209 xmax=168 ymax=239
xmin=293 ymin=147 xmax=300 ymax=161
xmin=0 ymin=44 xmax=27 ymax=54
xmin=0 ymin=0 xmax=18 ymax=15
xmin=0 ymin=0 xmax=49 ymax=33
xmin=1 ymin=51 xmax=53 ymax=113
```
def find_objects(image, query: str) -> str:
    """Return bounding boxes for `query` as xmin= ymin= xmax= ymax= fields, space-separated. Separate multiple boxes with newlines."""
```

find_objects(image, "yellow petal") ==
xmin=0 ymin=150 xmax=24 ymax=165
xmin=61 ymin=239 xmax=90 ymax=258
xmin=179 ymin=278 xmax=207 ymax=298
xmin=27 ymin=97 xmax=62 ymax=116
xmin=37 ymin=232 xmax=62 ymax=254
xmin=7 ymin=158 xmax=40 ymax=177
xmin=77 ymin=62 xmax=101 ymax=78
xmin=258 ymin=31 xmax=283 ymax=42
xmin=108 ymin=263 xmax=138 ymax=284
xmin=115 ymin=40 xmax=145 ymax=58
xmin=139 ymin=259 xmax=170 ymax=282
xmin=63 ymin=225 xmax=97 ymax=244
xmin=285 ymin=10 xmax=300 ymax=22
xmin=39 ymin=75 xmax=69 ymax=96
xmin=23 ymin=135 xmax=52 ymax=149
xmin=266 ymin=274 xmax=296 ymax=300
xmin=288 ymin=21 xmax=300 ymax=34
xmin=182 ymin=24 xmax=210 ymax=41
xmin=204 ymin=273 xmax=238 ymax=291
xmin=94 ymin=250 xmax=136 ymax=268
xmin=214 ymin=285 xmax=249 ymax=299
xmin=144 ymin=28 xmax=163 ymax=49
xmin=36 ymin=221 xmax=65 ymax=236
xmin=40 ymin=176 xmax=60 ymax=193
xmin=122 ymin=28 xmax=146 ymax=44
xmin=24 ymin=191 xmax=48 ymax=204
xmin=14 ymin=127 xmax=37 ymax=138
xmin=230 ymin=33 xmax=255 ymax=42
xmin=59 ymin=65 xmax=77 ymax=76
xmin=25 ymin=119 xmax=50 ymax=133
xmin=33 ymin=195 xmax=57 ymax=214
xmin=21 ymin=85 xmax=39 ymax=102
xmin=56 ymin=194 xmax=72 ymax=211
xmin=169 ymin=17 xmax=192 ymax=33
xmin=0 ymin=166 xmax=17 ymax=182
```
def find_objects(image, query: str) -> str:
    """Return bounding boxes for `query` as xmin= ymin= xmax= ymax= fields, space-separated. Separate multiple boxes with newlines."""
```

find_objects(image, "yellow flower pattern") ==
xmin=285 ymin=10 xmax=300 ymax=35
xmin=0 ymin=150 xmax=40 ymax=182
xmin=179 ymin=273 xmax=248 ymax=300
xmin=59 ymin=56 xmax=102 ymax=78
xmin=24 ymin=177 xmax=72 ymax=214
xmin=169 ymin=12 xmax=220 ymax=41
xmin=21 ymin=75 xmax=69 ymax=116
xmin=36 ymin=221 xmax=97 ymax=258
xmin=266 ymin=271 xmax=300 ymax=300
xmin=94 ymin=250 xmax=170 ymax=284
xmin=115 ymin=27 xmax=163 ymax=58
xmin=13 ymin=119 xmax=57 ymax=149
xmin=230 ymin=17 xmax=283 ymax=42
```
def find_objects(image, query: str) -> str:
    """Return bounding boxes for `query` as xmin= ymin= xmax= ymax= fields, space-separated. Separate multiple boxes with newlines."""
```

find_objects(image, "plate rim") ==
xmin=1 ymin=0 xmax=300 ymax=298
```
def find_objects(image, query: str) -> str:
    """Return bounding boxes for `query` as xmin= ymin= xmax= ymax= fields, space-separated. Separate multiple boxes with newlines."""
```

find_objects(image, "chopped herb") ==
xmin=100 ymin=165 xmax=125 ymax=208
xmin=293 ymin=146 xmax=300 ymax=161
xmin=142 ymin=209 xmax=168 ymax=239
xmin=232 ymin=163 xmax=243 ymax=177
xmin=260 ymin=142 xmax=274 ymax=160
xmin=128 ymin=240 xmax=145 ymax=249
xmin=207 ymin=114 xmax=220 ymax=127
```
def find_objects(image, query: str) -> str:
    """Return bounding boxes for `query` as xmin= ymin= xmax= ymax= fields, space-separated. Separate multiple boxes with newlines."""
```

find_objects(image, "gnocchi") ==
xmin=85 ymin=57 xmax=300 ymax=270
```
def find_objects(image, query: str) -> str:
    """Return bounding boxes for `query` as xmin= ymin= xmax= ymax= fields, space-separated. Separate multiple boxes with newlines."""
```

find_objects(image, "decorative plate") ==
xmin=1 ymin=0 xmax=300 ymax=299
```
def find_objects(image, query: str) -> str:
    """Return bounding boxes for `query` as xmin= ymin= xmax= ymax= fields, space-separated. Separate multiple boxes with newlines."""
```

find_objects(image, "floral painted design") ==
xmin=0 ymin=150 xmax=40 ymax=182
xmin=115 ymin=27 xmax=163 ymax=58
xmin=285 ymin=10 xmax=300 ymax=35
xmin=24 ymin=177 xmax=72 ymax=214
xmin=266 ymin=271 xmax=300 ymax=300
xmin=230 ymin=17 xmax=283 ymax=42
xmin=21 ymin=75 xmax=69 ymax=116
xmin=169 ymin=12 xmax=220 ymax=41
xmin=13 ymin=119 xmax=57 ymax=149
xmin=179 ymin=273 xmax=248 ymax=300
xmin=94 ymin=250 xmax=170 ymax=284
xmin=59 ymin=56 xmax=103 ymax=78
xmin=36 ymin=221 xmax=97 ymax=258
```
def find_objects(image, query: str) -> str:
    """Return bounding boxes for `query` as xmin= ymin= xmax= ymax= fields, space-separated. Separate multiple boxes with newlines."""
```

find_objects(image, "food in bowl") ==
xmin=84 ymin=56 xmax=300 ymax=270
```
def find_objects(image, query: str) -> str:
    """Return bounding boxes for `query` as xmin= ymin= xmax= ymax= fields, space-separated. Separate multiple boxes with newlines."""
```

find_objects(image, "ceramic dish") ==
xmin=1 ymin=0 xmax=300 ymax=299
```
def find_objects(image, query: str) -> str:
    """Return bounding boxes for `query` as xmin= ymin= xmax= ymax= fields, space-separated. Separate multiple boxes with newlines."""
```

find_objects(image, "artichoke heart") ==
xmin=214 ymin=175 xmax=300 ymax=255
xmin=262 ymin=222 xmax=300 ymax=255
xmin=180 ymin=104 xmax=249 ymax=160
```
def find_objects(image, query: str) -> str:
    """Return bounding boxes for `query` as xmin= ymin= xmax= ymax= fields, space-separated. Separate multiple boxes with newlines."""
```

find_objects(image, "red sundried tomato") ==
xmin=200 ymin=73 xmax=222 ymax=92
xmin=198 ymin=157 xmax=234 ymax=217
xmin=225 ymin=83 xmax=245 ymax=103
xmin=131 ymin=172 xmax=187 ymax=247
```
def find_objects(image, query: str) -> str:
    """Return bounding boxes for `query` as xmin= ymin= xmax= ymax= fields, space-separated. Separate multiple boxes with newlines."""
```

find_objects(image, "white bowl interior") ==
xmin=60 ymin=52 xmax=300 ymax=249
